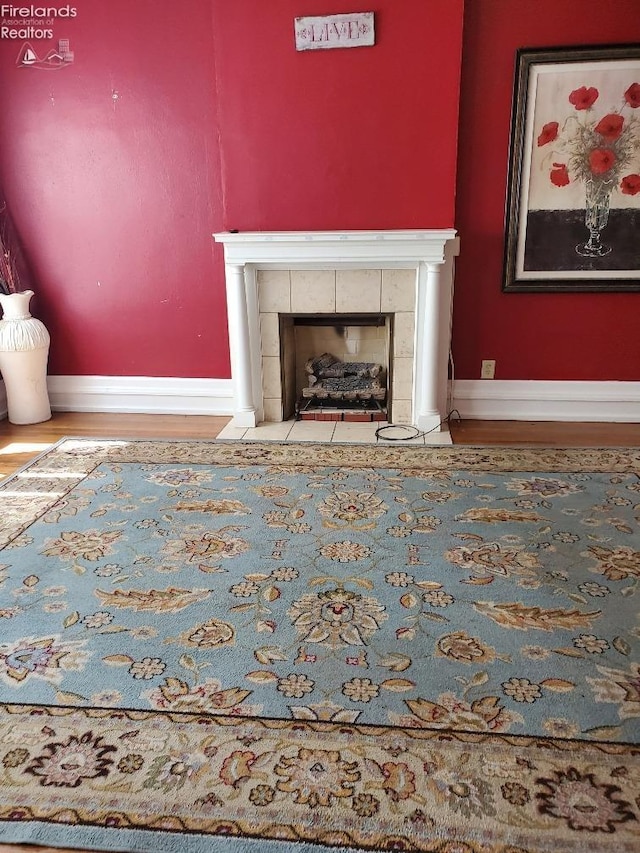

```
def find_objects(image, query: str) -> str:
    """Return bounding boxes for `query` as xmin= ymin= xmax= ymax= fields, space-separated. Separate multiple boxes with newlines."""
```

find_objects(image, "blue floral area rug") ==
xmin=0 ymin=438 xmax=638 ymax=853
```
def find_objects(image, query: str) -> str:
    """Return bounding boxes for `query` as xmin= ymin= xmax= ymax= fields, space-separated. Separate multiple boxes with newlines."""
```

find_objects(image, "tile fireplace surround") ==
xmin=213 ymin=230 xmax=459 ymax=433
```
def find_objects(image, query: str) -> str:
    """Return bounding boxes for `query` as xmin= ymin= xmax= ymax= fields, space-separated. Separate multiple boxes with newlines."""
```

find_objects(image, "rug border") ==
xmin=3 ymin=434 xmax=640 ymax=476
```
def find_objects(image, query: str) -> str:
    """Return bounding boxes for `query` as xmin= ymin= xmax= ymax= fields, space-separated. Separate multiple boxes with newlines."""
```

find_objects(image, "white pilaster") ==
xmin=225 ymin=263 xmax=257 ymax=427
xmin=414 ymin=262 xmax=445 ymax=431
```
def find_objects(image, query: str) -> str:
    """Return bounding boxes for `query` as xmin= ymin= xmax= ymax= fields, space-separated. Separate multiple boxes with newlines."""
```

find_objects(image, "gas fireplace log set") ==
xmin=304 ymin=352 xmax=385 ymax=399
xmin=297 ymin=351 xmax=387 ymax=421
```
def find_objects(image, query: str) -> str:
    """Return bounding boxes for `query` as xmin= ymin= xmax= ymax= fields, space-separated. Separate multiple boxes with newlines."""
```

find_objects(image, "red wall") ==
xmin=0 ymin=1 xmax=464 ymax=378
xmin=0 ymin=1 xmax=227 ymax=377
xmin=4 ymin=0 xmax=635 ymax=386
xmin=453 ymin=0 xmax=640 ymax=381
xmin=212 ymin=2 xmax=463 ymax=231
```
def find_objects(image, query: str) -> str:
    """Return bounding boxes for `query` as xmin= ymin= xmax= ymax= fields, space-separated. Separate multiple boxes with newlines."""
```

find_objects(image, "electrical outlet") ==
xmin=481 ymin=359 xmax=496 ymax=379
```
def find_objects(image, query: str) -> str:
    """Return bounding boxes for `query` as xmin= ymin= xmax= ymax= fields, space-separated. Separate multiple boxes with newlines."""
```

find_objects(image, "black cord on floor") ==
xmin=375 ymin=409 xmax=461 ymax=441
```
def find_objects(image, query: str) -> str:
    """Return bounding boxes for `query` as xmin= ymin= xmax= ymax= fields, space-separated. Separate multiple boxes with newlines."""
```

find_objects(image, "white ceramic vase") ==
xmin=0 ymin=290 xmax=51 ymax=424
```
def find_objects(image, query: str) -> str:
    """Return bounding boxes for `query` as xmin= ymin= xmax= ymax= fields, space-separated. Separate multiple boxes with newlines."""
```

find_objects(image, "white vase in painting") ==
xmin=0 ymin=289 xmax=51 ymax=424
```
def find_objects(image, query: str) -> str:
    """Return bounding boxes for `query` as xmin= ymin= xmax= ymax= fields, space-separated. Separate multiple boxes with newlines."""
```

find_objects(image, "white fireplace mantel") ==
xmin=213 ymin=230 xmax=459 ymax=430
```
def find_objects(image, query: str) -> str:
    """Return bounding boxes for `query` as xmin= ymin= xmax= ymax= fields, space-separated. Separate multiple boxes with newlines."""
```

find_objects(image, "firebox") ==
xmin=279 ymin=314 xmax=392 ymax=421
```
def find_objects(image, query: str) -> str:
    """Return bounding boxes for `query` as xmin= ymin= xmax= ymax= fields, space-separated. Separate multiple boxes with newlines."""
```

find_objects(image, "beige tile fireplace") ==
xmin=213 ymin=230 xmax=459 ymax=432
xmin=259 ymin=268 xmax=414 ymax=423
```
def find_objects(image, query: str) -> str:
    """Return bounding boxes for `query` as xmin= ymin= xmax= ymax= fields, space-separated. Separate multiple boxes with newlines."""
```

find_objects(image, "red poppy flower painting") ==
xmin=537 ymin=122 xmax=559 ymax=147
xmin=624 ymin=82 xmax=640 ymax=109
xmin=594 ymin=114 xmax=624 ymax=141
xmin=588 ymin=148 xmax=617 ymax=175
xmin=504 ymin=46 xmax=640 ymax=293
xmin=538 ymin=82 xmax=639 ymax=189
xmin=549 ymin=163 xmax=570 ymax=186
xmin=621 ymin=173 xmax=640 ymax=195
xmin=534 ymin=71 xmax=640 ymax=264
xmin=568 ymin=85 xmax=599 ymax=110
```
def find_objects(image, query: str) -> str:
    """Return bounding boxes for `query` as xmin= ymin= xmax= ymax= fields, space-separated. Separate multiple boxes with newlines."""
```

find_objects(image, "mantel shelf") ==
xmin=213 ymin=229 xmax=459 ymax=267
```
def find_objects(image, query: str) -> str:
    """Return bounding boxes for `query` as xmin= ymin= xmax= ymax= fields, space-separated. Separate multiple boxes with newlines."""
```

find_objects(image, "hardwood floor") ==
xmin=0 ymin=412 xmax=638 ymax=853
xmin=0 ymin=413 xmax=231 ymax=480
xmin=448 ymin=417 xmax=640 ymax=447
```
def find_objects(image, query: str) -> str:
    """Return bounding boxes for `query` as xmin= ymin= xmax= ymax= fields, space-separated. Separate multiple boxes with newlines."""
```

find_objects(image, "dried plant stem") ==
xmin=0 ymin=202 xmax=21 ymax=294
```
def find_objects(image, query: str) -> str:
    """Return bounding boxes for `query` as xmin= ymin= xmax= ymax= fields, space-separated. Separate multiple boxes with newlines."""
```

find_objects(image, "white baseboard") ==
xmin=1 ymin=376 xmax=638 ymax=423
xmin=47 ymin=376 xmax=235 ymax=416
xmin=453 ymin=380 xmax=640 ymax=423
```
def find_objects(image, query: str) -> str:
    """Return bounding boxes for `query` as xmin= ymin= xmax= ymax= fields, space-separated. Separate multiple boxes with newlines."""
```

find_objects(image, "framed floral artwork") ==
xmin=503 ymin=44 xmax=640 ymax=292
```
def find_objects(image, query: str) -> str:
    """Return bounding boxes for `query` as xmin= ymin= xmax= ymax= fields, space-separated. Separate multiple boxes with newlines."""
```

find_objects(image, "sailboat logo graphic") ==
xmin=17 ymin=40 xmax=75 ymax=70
xmin=20 ymin=45 xmax=38 ymax=65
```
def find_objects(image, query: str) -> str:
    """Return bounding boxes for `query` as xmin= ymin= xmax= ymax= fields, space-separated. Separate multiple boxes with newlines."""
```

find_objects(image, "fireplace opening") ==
xmin=280 ymin=314 xmax=393 ymax=422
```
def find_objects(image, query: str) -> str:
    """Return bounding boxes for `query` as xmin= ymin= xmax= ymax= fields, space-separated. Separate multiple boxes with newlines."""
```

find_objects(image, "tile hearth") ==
xmin=216 ymin=419 xmax=453 ymax=445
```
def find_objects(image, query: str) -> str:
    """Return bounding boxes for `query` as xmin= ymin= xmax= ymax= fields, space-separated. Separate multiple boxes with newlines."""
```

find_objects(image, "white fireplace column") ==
xmin=213 ymin=231 xmax=459 ymax=431
xmin=224 ymin=263 xmax=257 ymax=427
xmin=414 ymin=261 xmax=447 ymax=431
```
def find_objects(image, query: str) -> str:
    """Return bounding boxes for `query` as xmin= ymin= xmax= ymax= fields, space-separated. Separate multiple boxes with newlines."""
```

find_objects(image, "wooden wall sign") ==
xmin=294 ymin=12 xmax=375 ymax=51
